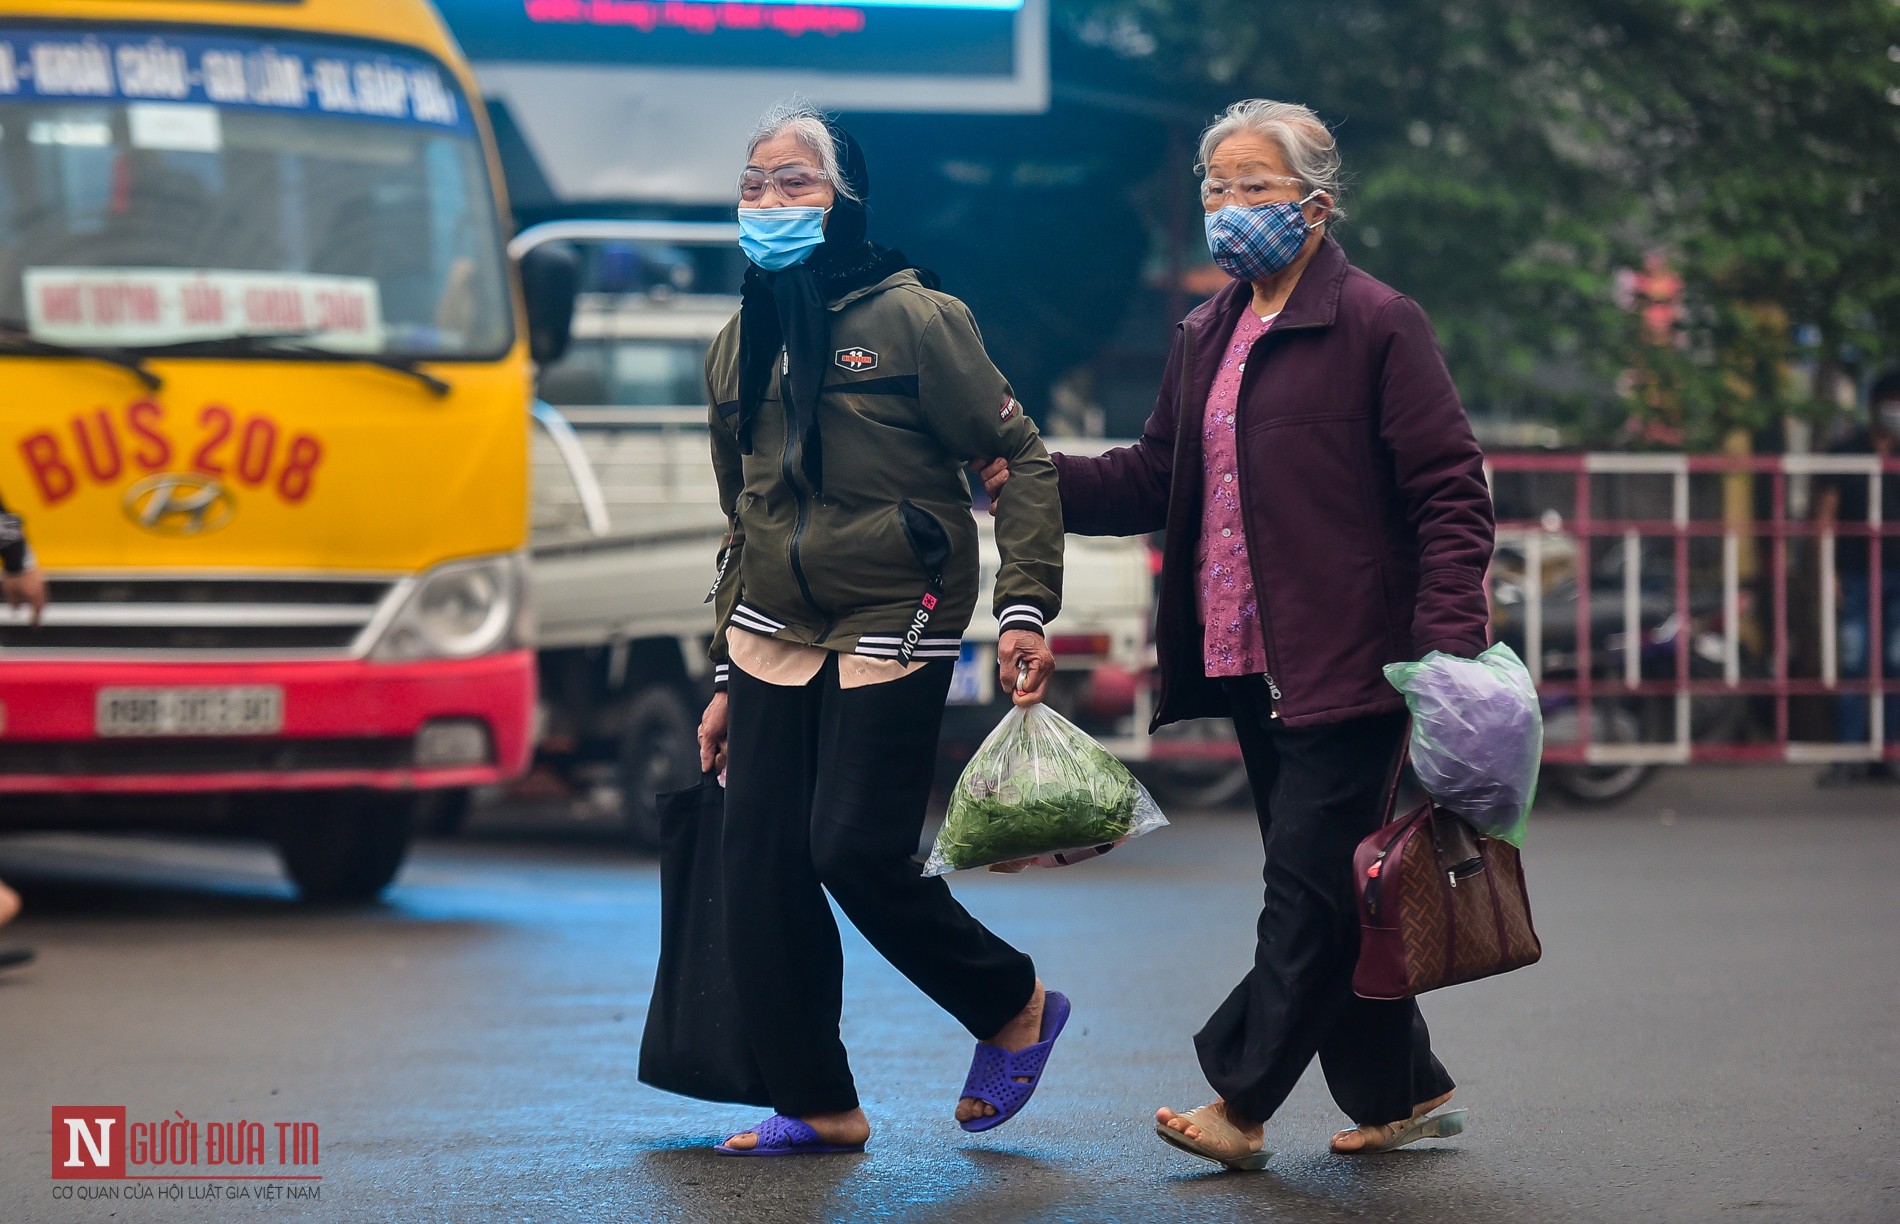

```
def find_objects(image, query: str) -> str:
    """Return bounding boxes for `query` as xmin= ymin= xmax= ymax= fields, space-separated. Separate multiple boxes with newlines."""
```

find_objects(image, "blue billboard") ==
xmin=438 ymin=0 xmax=1023 ymax=76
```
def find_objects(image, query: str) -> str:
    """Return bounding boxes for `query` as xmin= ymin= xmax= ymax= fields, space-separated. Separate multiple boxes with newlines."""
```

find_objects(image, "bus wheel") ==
xmin=416 ymin=788 xmax=472 ymax=838
xmin=616 ymin=686 xmax=700 ymax=851
xmin=274 ymin=792 xmax=415 ymax=904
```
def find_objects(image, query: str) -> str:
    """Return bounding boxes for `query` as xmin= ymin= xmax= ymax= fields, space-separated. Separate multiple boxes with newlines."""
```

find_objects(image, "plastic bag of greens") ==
xmin=924 ymin=703 xmax=1167 ymax=876
xmin=1383 ymin=642 xmax=1542 ymax=848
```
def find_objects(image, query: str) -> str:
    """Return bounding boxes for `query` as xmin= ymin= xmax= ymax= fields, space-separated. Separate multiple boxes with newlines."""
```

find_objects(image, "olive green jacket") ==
xmin=705 ymin=269 xmax=1063 ymax=685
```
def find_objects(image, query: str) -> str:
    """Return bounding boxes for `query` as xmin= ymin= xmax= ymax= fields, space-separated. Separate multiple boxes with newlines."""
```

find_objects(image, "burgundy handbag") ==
xmin=1351 ymin=755 xmax=1542 ymax=1001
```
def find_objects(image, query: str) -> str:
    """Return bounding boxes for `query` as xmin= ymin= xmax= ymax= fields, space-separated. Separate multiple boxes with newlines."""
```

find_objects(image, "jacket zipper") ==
xmin=1230 ymin=326 xmax=1286 ymax=721
xmin=777 ymin=349 xmax=834 ymax=639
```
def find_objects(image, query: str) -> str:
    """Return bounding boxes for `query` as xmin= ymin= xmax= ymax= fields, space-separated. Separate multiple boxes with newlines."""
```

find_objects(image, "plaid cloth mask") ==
xmin=1203 ymin=194 xmax=1321 ymax=281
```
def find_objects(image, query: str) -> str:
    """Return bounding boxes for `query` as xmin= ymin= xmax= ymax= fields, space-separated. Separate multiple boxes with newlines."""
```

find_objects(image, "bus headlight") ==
xmin=372 ymin=555 xmax=524 ymax=661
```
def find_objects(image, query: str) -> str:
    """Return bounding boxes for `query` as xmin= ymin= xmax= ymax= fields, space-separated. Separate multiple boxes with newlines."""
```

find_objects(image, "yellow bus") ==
xmin=0 ymin=0 xmax=573 ymax=898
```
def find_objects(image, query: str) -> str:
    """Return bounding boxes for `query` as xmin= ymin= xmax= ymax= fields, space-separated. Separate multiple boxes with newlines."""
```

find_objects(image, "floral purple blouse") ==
xmin=1198 ymin=308 xmax=1277 ymax=678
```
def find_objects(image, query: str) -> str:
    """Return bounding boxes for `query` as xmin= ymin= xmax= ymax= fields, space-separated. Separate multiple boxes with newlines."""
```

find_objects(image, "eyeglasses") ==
xmin=1200 ymin=172 xmax=1306 ymax=213
xmin=739 ymin=165 xmax=834 ymax=203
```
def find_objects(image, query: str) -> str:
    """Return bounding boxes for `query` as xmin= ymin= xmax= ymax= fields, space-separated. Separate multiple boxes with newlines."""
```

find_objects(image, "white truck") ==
xmin=512 ymin=222 xmax=1236 ymax=844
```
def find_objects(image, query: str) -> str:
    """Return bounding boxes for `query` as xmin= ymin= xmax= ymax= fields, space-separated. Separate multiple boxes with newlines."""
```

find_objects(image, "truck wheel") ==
xmin=617 ymin=686 xmax=701 ymax=850
xmin=1143 ymin=720 xmax=1252 ymax=810
xmin=1144 ymin=759 xmax=1251 ymax=810
xmin=274 ymin=792 xmax=415 ymax=904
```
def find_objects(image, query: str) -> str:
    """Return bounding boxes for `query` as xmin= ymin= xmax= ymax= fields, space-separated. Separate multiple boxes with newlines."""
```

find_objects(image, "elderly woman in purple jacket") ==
xmin=986 ymin=99 xmax=1494 ymax=1170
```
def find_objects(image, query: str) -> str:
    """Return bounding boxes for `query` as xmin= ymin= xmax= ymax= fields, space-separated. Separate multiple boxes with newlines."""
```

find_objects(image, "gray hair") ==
xmin=1198 ymin=99 xmax=1345 ymax=223
xmin=746 ymin=100 xmax=860 ymax=203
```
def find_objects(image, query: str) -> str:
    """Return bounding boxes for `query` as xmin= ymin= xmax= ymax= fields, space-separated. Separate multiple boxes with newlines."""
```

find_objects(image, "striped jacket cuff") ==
xmin=728 ymin=603 xmax=787 ymax=637
xmin=712 ymin=662 xmax=731 ymax=692
xmin=995 ymin=602 xmax=1046 ymax=637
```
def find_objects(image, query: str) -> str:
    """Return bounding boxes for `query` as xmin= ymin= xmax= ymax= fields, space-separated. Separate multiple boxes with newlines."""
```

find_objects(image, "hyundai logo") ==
xmin=123 ymin=473 xmax=235 ymax=536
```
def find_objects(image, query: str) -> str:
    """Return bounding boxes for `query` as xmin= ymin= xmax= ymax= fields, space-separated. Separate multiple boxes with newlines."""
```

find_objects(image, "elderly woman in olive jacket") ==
xmin=692 ymin=103 xmax=1075 ymax=1158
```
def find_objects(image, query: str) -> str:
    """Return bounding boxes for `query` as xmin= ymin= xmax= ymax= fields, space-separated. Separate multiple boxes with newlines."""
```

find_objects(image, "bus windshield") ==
xmin=0 ymin=27 xmax=511 ymax=360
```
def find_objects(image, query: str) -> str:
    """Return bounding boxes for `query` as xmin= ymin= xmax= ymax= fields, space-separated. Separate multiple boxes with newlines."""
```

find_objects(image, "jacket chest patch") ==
xmin=834 ymin=346 xmax=879 ymax=372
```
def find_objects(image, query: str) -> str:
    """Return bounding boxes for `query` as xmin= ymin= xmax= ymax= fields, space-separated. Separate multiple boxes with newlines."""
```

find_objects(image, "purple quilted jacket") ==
xmin=1054 ymin=238 xmax=1494 ymax=730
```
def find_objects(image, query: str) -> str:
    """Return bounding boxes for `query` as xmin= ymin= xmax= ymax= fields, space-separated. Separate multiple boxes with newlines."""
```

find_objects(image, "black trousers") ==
xmin=721 ymin=654 xmax=1038 ymax=1117
xmin=1195 ymin=679 xmax=1455 ymax=1127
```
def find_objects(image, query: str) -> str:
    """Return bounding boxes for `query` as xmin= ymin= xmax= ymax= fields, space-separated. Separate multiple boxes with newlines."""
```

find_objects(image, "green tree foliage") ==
xmin=1062 ymin=0 xmax=1900 ymax=447
xmin=1604 ymin=2 xmax=1900 ymax=446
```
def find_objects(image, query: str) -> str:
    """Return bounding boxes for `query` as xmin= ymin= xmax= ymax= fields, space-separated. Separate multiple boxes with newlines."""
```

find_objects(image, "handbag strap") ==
xmin=1362 ymin=730 xmax=1419 ymax=921
xmin=1379 ymin=720 xmax=1414 ymax=827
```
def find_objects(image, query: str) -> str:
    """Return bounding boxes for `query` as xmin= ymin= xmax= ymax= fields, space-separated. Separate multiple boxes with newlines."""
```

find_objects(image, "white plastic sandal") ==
xmin=1155 ymin=1104 xmax=1273 ymax=1172
xmin=1332 ymin=1106 xmax=1467 ymax=1154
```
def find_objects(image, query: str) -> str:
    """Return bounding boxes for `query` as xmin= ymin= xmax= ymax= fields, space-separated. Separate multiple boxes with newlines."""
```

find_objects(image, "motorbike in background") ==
xmin=1491 ymin=540 xmax=1748 ymax=804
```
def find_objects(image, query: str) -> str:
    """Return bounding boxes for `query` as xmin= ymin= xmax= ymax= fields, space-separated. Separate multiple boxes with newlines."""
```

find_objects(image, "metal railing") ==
xmin=1488 ymin=452 xmax=1897 ymax=767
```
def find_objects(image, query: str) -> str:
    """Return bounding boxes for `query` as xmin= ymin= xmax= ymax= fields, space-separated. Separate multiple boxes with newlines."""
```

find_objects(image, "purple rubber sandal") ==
xmin=958 ymin=990 xmax=1072 ymax=1133
xmin=713 ymin=1114 xmax=865 ymax=1157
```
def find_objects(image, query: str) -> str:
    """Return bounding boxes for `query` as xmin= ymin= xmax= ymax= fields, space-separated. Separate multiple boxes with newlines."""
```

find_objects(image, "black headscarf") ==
xmin=736 ymin=120 xmax=934 ymax=492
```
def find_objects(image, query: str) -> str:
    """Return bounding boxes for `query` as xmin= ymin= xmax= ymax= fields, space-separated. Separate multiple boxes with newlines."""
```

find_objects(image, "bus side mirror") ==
xmin=519 ymin=242 xmax=580 ymax=366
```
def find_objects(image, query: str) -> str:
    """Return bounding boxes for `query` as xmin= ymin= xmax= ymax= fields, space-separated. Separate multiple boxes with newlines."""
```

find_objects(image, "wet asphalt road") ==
xmin=1 ymin=767 xmax=1896 ymax=1224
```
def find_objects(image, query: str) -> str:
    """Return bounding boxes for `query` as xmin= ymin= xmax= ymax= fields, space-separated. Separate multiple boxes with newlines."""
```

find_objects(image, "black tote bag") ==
xmin=637 ymin=774 xmax=771 ymax=1106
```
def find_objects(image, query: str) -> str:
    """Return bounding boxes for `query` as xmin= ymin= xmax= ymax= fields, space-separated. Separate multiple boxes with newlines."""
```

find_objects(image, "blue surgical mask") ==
xmin=737 ymin=206 xmax=827 ymax=271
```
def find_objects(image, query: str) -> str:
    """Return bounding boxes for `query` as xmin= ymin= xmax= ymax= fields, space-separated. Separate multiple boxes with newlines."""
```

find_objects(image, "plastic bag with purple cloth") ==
xmin=1382 ymin=643 xmax=1542 ymax=848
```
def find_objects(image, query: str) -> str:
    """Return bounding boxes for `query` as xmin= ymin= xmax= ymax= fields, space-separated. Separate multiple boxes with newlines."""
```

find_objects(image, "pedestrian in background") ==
xmin=691 ymin=103 xmax=1072 ymax=1156
xmin=0 ymin=491 xmax=46 ymax=973
xmin=1815 ymin=371 xmax=1900 ymax=785
xmin=984 ymin=99 xmax=1493 ymax=1169
xmin=0 ymin=880 xmax=28 ymax=974
xmin=1 ymin=492 xmax=47 ymax=627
